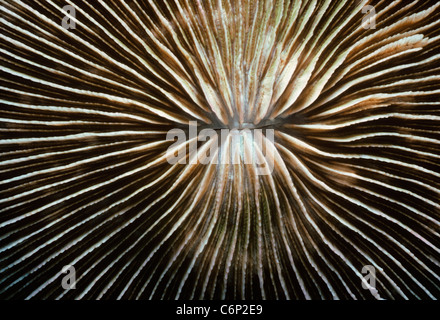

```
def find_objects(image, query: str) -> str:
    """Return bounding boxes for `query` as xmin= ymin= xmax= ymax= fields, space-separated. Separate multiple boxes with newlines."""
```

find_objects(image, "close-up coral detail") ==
xmin=1 ymin=0 xmax=440 ymax=299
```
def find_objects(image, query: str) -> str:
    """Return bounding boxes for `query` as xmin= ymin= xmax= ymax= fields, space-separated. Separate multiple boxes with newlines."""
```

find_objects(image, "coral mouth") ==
xmin=200 ymin=118 xmax=286 ymax=131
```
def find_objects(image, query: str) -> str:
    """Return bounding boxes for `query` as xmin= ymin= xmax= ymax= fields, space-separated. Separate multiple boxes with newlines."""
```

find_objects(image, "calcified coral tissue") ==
xmin=1 ymin=0 xmax=440 ymax=300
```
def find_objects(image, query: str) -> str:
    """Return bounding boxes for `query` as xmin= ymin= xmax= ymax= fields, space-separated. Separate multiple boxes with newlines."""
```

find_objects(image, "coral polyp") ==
xmin=1 ymin=0 xmax=440 ymax=299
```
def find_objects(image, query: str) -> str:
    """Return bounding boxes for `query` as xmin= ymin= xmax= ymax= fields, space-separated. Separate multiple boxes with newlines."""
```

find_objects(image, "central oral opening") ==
xmin=217 ymin=117 xmax=286 ymax=131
